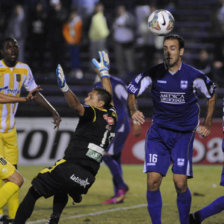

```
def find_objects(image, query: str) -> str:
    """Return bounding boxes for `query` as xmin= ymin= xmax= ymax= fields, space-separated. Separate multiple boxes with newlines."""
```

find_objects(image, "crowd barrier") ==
xmin=16 ymin=118 xmax=223 ymax=165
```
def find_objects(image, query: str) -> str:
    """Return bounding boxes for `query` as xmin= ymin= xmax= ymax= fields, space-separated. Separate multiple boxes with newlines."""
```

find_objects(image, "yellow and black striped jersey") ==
xmin=0 ymin=60 xmax=37 ymax=132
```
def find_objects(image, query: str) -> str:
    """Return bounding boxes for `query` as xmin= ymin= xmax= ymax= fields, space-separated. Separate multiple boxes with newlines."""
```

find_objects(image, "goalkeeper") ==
xmin=13 ymin=51 xmax=117 ymax=224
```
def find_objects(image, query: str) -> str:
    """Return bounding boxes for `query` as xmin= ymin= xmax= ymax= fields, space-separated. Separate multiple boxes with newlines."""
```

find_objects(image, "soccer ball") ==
xmin=148 ymin=9 xmax=175 ymax=36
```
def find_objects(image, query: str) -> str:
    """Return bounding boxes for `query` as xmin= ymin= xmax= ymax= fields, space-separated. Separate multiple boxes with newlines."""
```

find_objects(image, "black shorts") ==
xmin=32 ymin=159 xmax=95 ymax=198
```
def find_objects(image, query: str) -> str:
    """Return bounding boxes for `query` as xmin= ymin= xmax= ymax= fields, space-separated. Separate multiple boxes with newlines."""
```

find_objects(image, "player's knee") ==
xmin=147 ymin=178 xmax=161 ymax=191
xmin=174 ymin=181 xmax=187 ymax=193
xmin=17 ymin=174 xmax=24 ymax=187
xmin=147 ymin=172 xmax=162 ymax=191
xmin=13 ymin=170 xmax=24 ymax=187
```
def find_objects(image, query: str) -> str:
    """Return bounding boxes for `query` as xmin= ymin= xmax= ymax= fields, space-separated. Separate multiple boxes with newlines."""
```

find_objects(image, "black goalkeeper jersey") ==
xmin=64 ymin=105 xmax=117 ymax=175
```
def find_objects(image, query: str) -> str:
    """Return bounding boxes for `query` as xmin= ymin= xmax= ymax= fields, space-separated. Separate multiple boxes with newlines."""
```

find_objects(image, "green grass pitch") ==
xmin=7 ymin=165 xmax=224 ymax=224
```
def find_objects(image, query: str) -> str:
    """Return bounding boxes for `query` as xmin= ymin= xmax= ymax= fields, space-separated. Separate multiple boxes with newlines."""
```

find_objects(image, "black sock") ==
xmin=14 ymin=186 xmax=41 ymax=224
xmin=51 ymin=193 xmax=68 ymax=218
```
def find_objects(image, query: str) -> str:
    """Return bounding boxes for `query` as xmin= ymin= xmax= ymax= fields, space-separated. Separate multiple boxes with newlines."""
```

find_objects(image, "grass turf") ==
xmin=6 ymin=164 xmax=223 ymax=224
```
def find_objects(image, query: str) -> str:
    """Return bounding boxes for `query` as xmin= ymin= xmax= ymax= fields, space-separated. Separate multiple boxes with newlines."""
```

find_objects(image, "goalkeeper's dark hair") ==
xmin=164 ymin=34 xmax=184 ymax=50
xmin=94 ymin=87 xmax=112 ymax=109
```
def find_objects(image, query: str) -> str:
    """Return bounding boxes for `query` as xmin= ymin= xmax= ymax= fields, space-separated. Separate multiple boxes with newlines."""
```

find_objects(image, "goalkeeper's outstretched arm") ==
xmin=56 ymin=64 xmax=85 ymax=116
xmin=92 ymin=51 xmax=114 ymax=106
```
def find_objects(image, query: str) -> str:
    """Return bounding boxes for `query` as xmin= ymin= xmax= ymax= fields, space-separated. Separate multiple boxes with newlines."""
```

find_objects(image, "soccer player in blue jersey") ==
xmin=127 ymin=34 xmax=216 ymax=224
xmin=95 ymin=74 xmax=141 ymax=204
xmin=189 ymin=99 xmax=224 ymax=224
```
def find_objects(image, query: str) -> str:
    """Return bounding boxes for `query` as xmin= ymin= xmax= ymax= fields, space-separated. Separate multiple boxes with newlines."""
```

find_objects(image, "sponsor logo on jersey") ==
xmin=180 ymin=80 xmax=188 ymax=89
xmin=70 ymin=174 xmax=90 ymax=188
xmin=16 ymin=74 xmax=21 ymax=82
xmin=103 ymin=114 xmax=115 ymax=125
xmin=128 ymin=84 xmax=138 ymax=94
xmin=7 ymin=88 xmax=20 ymax=94
xmin=0 ymin=86 xmax=20 ymax=94
xmin=157 ymin=80 xmax=167 ymax=84
xmin=177 ymin=158 xmax=185 ymax=167
xmin=0 ymin=157 xmax=7 ymax=165
xmin=0 ymin=86 xmax=8 ymax=92
xmin=160 ymin=92 xmax=185 ymax=104
xmin=135 ymin=73 xmax=143 ymax=83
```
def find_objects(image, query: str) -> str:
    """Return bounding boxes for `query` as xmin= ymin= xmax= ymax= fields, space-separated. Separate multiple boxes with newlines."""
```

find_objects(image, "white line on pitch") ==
xmin=28 ymin=203 xmax=147 ymax=224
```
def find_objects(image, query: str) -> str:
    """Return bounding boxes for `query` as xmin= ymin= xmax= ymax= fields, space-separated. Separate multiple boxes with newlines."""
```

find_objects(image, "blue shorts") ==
xmin=143 ymin=123 xmax=195 ymax=178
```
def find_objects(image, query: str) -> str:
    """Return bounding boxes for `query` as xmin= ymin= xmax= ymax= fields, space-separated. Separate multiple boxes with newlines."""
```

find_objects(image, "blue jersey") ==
xmin=128 ymin=62 xmax=216 ymax=131
xmin=95 ymin=76 xmax=130 ymax=132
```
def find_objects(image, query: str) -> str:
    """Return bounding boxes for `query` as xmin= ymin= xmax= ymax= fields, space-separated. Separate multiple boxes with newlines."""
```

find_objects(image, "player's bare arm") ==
xmin=64 ymin=90 xmax=85 ymax=116
xmin=0 ymin=86 xmax=42 ymax=103
xmin=92 ymin=51 xmax=114 ymax=106
xmin=0 ymin=89 xmax=38 ymax=103
xmin=133 ymin=122 xmax=142 ymax=137
xmin=95 ymin=67 xmax=113 ymax=102
xmin=34 ymin=92 xmax=61 ymax=129
xmin=128 ymin=94 xmax=145 ymax=125
xmin=0 ymin=93 xmax=27 ymax=103
xmin=56 ymin=64 xmax=85 ymax=116
xmin=197 ymin=92 xmax=216 ymax=137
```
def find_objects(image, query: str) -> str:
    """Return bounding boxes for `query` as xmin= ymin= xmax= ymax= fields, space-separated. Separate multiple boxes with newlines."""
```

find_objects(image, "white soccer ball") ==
xmin=148 ymin=9 xmax=175 ymax=36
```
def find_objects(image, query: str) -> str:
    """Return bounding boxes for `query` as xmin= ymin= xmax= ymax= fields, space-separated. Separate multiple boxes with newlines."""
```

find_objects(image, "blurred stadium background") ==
xmin=1 ymin=0 xmax=224 ymax=165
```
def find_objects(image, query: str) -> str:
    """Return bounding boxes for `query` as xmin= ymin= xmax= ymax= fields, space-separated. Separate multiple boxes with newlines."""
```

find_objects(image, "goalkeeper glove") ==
xmin=56 ymin=64 xmax=69 ymax=93
xmin=92 ymin=51 xmax=110 ymax=78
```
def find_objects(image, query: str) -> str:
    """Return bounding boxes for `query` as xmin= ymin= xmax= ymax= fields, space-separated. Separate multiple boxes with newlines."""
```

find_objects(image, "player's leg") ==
xmin=112 ymin=176 xmax=119 ymax=196
xmin=47 ymin=193 xmax=69 ymax=224
xmin=47 ymin=191 xmax=82 ymax=224
xmin=7 ymin=169 xmax=19 ymax=219
xmin=172 ymin=131 xmax=195 ymax=224
xmin=103 ymin=153 xmax=128 ymax=190
xmin=0 ymin=158 xmax=23 ymax=209
xmin=144 ymin=124 xmax=171 ymax=224
xmin=13 ymin=186 xmax=42 ymax=224
xmin=189 ymin=196 xmax=224 ymax=224
xmin=111 ymin=129 xmax=130 ymax=192
xmin=189 ymin=164 xmax=224 ymax=224
xmin=15 ymin=159 xmax=69 ymax=224
xmin=3 ymin=128 xmax=19 ymax=219
xmin=173 ymin=174 xmax=191 ymax=224
xmin=146 ymin=172 xmax=163 ymax=224
xmin=102 ymin=130 xmax=129 ymax=204
xmin=102 ymin=154 xmax=128 ymax=204
xmin=113 ymin=153 xmax=129 ymax=188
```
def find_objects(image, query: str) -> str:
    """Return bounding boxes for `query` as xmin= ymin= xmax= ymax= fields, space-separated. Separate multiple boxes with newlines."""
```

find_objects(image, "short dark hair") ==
xmin=94 ymin=87 xmax=112 ymax=109
xmin=164 ymin=34 xmax=184 ymax=49
xmin=1 ymin=37 xmax=17 ymax=50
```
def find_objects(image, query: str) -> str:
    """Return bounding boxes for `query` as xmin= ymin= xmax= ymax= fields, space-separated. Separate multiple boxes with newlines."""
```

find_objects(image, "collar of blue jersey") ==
xmin=164 ymin=62 xmax=183 ymax=75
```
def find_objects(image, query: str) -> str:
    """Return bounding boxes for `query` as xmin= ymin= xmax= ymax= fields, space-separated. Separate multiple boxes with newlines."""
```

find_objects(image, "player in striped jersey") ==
xmin=189 ymin=98 xmax=224 ymax=224
xmin=0 ymin=88 xmax=38 ymax=224
xmin=128 ymin=34 xmax=216 ymax=224
xmin=0 ymin=37 xmax=61 ymax=221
